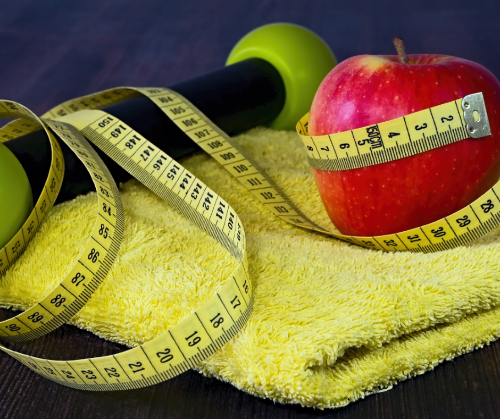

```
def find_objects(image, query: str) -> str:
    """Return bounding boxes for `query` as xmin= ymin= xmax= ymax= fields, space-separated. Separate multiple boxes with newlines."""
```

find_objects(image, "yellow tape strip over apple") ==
xmin=296 ymin=93 xmax=491 ymax=171
xmin=0 ymin=97 xmax=253 ymax=390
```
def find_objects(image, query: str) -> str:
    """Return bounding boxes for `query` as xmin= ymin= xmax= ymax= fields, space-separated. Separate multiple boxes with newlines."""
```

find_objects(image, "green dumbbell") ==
xmin=0 ymin=142 xmax=33 ymax=248
xmin=0 ymin=22 xmax=336 ymax=250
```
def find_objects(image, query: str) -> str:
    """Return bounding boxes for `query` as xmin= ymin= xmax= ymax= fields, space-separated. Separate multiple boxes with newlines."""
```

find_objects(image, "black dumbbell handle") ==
xmin=5 ymin=58 xmax=285 ymax=204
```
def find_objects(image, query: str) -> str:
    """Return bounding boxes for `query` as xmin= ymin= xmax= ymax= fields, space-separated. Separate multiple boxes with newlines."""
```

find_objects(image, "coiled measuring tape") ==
xmin=0 ymin=89 xmax=252 ymax=390
xmin=0 ymin=85 xmax=498 ymax=390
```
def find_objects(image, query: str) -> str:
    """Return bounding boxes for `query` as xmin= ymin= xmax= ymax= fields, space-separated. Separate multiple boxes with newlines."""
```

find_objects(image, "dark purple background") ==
xmin=2 ymin=0 xmax=500 ymax=417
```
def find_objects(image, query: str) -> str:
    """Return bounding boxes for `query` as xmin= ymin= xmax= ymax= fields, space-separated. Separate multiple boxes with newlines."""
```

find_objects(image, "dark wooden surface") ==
xmin=2 ymin=1 xmax=500 ymax=417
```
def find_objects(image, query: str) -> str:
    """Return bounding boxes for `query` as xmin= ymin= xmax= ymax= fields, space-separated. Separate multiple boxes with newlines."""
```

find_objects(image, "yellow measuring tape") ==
xmin=293 ymin=92 xmax=500 ymax=252
xmin=0 ymin=85 xmax=497 ymax=390
xmin=0 ymin=89 xmax=252 ymax=390
xmin=297 ymin=93 xmax=491 ymax=171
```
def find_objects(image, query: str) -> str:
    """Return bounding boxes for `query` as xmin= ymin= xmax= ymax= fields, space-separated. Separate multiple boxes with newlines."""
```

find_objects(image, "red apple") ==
xmin=309 ymin=42 xmax=500 ymax=237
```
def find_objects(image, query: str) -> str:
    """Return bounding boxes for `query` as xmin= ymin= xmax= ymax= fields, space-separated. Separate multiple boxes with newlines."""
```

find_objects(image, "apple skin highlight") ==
xmin=309 ymin=54 xmax=500 ymax=237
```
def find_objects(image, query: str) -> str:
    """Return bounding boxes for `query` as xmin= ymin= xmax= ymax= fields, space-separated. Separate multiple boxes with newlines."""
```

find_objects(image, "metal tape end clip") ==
xmin=462 ymin=92 xmax=492 ymax=139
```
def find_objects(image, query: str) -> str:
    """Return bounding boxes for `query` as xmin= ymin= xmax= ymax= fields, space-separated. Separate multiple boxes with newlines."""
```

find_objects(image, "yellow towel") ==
xmin=2 ymin=126 xmax=500 ymax=409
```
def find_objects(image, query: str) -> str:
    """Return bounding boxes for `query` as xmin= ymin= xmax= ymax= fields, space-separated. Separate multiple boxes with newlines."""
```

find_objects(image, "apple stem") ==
xmin=392 ymin=37 xmax=407 ymax=64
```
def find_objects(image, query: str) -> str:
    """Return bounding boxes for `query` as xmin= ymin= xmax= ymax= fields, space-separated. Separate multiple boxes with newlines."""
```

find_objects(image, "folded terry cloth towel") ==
xmin=2 ymin=126 xmax=500 ymax=409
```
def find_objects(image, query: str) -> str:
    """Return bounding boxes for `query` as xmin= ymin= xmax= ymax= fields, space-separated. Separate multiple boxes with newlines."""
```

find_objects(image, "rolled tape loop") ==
xmin=0 ymin=92 xmax=252 ymax=390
